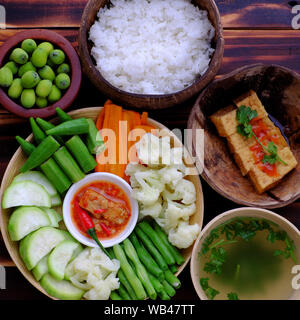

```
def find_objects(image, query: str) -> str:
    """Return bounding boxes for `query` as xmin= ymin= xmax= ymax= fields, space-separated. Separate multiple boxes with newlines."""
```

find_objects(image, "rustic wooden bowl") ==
xmin=78 ymin=0 xmax=224 ymax=110
xmin=0 ymin=29 xmax=82 ymax=119
xmin=190 ymin=207 xmax=300 ymax=300
xmin=187 ymin=63 xmax=300 ymax=209
xmin=0 ymin=107 xmax=204 ymax=300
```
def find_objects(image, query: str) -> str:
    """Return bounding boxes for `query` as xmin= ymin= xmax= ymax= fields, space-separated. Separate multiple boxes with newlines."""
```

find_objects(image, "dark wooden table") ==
xmin=0 ymin=0 xmax=300 ymax=300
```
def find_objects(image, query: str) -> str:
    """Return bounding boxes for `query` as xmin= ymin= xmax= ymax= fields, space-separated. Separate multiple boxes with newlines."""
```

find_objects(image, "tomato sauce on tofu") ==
xmin=71 ymin=181 xmax=131 ymax=240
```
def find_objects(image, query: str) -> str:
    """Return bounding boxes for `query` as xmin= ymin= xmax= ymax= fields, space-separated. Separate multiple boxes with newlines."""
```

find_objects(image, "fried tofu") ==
xmin=248 ymin=147 xmax=298 ymax=194
xmin=210 ymin=90 xmax=298 ymax=194
xmin=227 ymin=126 xmax=288 ymax=154
xmin=234 ymin=90 xmax=268 ymax=119
xmin=210 ymin=105 xmax=237 ymax=137
xmin=276 ymin=147 xmax=298 ymax=177
xmin=248 ymin=166 xmax=275 ymax=194
xmin=234 ymin=147 xmax=254 ymax=176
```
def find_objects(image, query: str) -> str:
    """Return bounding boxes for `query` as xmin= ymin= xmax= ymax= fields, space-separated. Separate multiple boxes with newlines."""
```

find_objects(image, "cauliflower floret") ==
xmin=131 ymin=170 xmax=165 ymax=205
xmin=136 ymin=133 xmax=161 ymax=166
xmin=139 ymin=198 xmax=163 ymax=220
xmin=157 ymin=199 xmax=196 ymax=231
xmin=163 ymin=179 xmax=196 ymax=205
xmin=168 ymin=221 xmax=200 ymax=249
xmin=158 ymin=165 xmax=185 ymax=185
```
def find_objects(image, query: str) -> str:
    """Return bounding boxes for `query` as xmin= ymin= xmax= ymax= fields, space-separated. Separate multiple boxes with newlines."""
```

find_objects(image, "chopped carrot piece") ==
xmin=141 ymin=112 xmax=148 ymax=125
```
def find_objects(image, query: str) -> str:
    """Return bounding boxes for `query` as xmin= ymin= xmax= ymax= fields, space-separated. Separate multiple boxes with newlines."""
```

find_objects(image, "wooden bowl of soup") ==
xmin=190 ymin=207 xmax=300 ymax=300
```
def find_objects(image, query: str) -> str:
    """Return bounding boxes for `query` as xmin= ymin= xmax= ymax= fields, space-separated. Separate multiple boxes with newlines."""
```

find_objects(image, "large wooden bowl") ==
xmin=0 ymin=29 xmax=82 ymax=119
xmin=0 ymin=107 xmax=204 ymax=299
xmin=187 ymin=64 xmax=300 ymax=209
xmin=78 ymin=0 xmax=224 ymax=110
xmin=190 ymin=207 xmax=300 ymax=300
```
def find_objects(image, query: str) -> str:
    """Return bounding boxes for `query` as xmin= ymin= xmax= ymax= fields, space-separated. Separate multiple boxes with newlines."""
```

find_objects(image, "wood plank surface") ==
xmin=1 ymin=0 xmax=298 ymax=29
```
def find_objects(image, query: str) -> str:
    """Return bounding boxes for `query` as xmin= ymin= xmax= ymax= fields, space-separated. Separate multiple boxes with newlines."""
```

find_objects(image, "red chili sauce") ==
xmin=249 ymin=118 xmax=279 ymax=177
xmin=71 ymin=181 xmax=131 ymax=240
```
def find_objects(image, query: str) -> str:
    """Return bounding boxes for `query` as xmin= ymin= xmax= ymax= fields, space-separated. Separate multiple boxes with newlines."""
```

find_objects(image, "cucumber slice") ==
xmin=2 ymin=181 xmax=51 ymax=209
xmin=40 ymin=273 xmax=85 ymax=300
xmin=48 ymin=240 xmax=83 ymax=280
xmin=8 ymin=206 xmax=51 ymax=241
xmin=51 ymin=194 xmax=61 ymax=207
xmin=13 ymin=171 xmax=57 ymax=197
xmin=41 ymin=208 xmax=62 ymax=228
xmin=13 ymin=171 xmax=61 ymax=207
xmin=19 ymin=227 xmax=70 ymax=270
xmin=32 ymin=254 xmax=49 ymax=281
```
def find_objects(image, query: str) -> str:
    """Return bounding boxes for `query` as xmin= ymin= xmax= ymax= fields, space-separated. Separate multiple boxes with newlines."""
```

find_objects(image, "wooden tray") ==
xmin=0 ymin=107 xmax=204 ymax=299
xmin=188 ymin=64 xmax=300 ymax=209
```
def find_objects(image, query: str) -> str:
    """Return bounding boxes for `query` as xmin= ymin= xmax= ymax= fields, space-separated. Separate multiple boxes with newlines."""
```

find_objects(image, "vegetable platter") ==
xmin=0 ymin=106 xmax=204 ymax=300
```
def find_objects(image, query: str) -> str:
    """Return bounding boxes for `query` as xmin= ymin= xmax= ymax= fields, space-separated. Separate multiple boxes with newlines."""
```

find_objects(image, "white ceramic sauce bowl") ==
xmin=63 ymin=172 xmax=139 ymax=248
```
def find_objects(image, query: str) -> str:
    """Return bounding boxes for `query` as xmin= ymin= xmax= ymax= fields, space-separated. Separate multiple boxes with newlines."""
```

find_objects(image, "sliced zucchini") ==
xmin=13 ymin=171 xmax=61 ymax=207
xmin=8 ymin=206 xmax=51 ymax=241
xmin=51 ymin=194 xmax=61 ymax=207
xmin=40 ymin=273 xmax=85 ymax=300
xmin=48 ymin=240 xmax=83 ymax=280
xmin=40 ymin=208 xmax=62 ymax=228
xmin=13 ymin=171 xmax=57 ymax=197
xmin=32 ymin=254 xmax=49 ymax=281
xmin=19 ymin=227 xmax=70 ymax=270
xmin=2 ymin=181 xmax=51 ymax=209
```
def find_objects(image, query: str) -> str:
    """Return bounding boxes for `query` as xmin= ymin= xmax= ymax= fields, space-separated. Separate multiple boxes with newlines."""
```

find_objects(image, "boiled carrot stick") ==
xmin=96 ymin=108 xmax=105 ymax=130
xmin=141 ymin=112 xmax=148 ymax=125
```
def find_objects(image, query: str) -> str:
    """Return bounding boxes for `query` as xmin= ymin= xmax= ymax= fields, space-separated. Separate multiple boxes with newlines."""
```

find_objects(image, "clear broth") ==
xmin=200 ymin=228 xmax=296 ymax=300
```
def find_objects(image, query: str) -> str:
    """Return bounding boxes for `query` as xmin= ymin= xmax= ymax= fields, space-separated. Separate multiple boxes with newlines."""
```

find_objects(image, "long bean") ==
xmin=164 ymin=270 xmax=181 ymax=289
xmin=162 ymin=280 xmax=176 ymax=297
xmin=129 ymin=232 xmax=164 ymax=281
xmin=113 ymin=244 xmax=147 ymax=300
xmin=108 ymin=248 xmax=138 ymax=300
xmin=118 ymin=283 xmax=131 ymax=300
xmin=138 ymin=221 xmax=175 ymax=265
xmin=110 ymin=291 xmax=122 ymax=300
xmin=135 ymin=226 xmax=168 ymax=271
xmin=123 ymin=239 xmax=157 ymax=300
xmin=152 ymin=221 xmax=185 ymax=265
xmin=148 ymin=274 xmax=170 ymax=301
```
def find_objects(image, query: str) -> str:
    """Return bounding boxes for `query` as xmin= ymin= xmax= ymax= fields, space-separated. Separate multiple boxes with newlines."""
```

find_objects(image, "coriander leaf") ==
xmin=227 ymin=292 xmax=239 ymax=300
xmin=200 ymin=278 xmax=209 ymax=291
xmin=206 ymin=287 xmax=220 ymax=300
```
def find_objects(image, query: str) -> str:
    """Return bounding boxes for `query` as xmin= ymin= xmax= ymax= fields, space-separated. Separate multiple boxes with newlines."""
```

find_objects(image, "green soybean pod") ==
xmin=18 ymin=61 xmax=36 ymax=77
xmin=21 ymin=39 xmax=37 ymax=54
xmin=36 ymin=79 xmax=52 ymax=98
xmin=10 ymin=48 xmax=28 ymax=65
xmin=38 ymin=65 xmax=55 ymax=81
xmin=48 ymin=85 xmax=61 ymax=103
xmin=37 ymin=42 xmax=54 ymax=55
xmin=4 ymin=61 xmax=18 ymax=75
xmin=8 ymin=78 xmax=23 ymax=99
xmin=36 ymin=97 xmax=48 ymax=108
xmin=0 ymin=67 xmax=13 ymax=88
xmin=21 ymin=89 xmax=36 ymax=109
xmin=57 ymin=63 xmax=70 ymax=74
xmin=31 ymin=47 xmax=48 ymax=68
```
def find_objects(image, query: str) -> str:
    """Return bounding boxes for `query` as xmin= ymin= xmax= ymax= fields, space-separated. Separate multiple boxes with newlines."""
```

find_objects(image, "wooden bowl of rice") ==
xmin=79 ymin=0 xmax=224 ymax=110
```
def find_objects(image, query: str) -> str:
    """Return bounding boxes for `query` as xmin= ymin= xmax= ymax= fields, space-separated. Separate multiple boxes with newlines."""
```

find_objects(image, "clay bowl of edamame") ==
xmin=0 ymin=29 xmax=82 ymax=118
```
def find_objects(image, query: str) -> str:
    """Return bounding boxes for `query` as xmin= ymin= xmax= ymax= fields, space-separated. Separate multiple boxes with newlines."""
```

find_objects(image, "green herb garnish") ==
xmin=236 ymin=105 xmax=287 ymax=166
xmin=200 ymin=278 xmax=220 ymax=300
xmin=227 ymin=292 xmax=239 ymax=300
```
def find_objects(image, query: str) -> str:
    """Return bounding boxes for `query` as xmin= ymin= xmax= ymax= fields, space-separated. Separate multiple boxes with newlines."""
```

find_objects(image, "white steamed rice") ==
xmin=89 ymin=0 xmax=215 ymax=94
